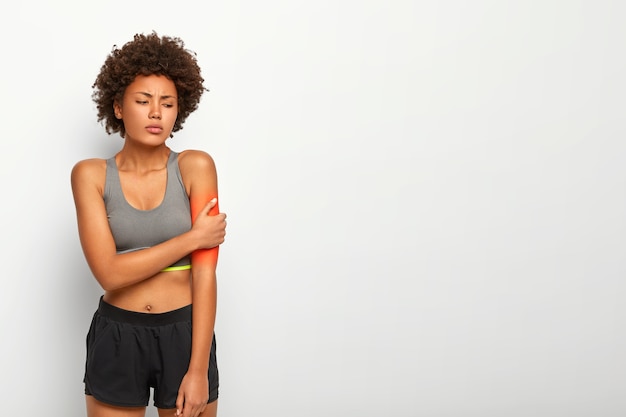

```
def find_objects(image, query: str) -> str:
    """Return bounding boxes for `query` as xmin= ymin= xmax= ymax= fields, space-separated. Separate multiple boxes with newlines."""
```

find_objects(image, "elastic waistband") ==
xmin=97 ymin=297 xmax=192 ymax=326
xmin=161 ymin=264 xmax=191 ymax=272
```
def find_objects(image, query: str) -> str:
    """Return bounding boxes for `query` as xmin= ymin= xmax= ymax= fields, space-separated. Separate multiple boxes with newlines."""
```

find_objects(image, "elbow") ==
xmin=94 ymin=275 xmax=118 ymax=292
xmin=98 ymin=280 xmax=119 ymax=292
xmin=92 ymin=269 xmax=125 ymax=292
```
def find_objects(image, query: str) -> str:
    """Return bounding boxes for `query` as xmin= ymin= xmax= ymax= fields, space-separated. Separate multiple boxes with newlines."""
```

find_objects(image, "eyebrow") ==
xmin=133 ymin=91 xmax=177 ymax=100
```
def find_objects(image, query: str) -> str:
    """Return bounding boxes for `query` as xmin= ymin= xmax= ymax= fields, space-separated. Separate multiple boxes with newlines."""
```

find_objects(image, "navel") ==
xmin=145 ymin=305 xmax=152 ymax=312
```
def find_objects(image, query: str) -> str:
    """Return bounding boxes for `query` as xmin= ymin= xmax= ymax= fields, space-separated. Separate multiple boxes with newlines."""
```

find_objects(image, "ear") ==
xmin=113 ymin=101 xmax=123 ymax=119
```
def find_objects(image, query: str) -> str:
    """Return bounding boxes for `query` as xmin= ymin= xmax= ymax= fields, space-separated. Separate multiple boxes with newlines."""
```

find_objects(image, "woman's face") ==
xmin=114 ymin=74 xmax=178 ymax=144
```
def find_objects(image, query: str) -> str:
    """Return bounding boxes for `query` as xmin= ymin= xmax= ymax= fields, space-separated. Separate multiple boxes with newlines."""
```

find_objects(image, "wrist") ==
xmin=187 ymin=363 xmax=209 ymax=375
xmin=185 ymin=229 xmax=203 ymax=252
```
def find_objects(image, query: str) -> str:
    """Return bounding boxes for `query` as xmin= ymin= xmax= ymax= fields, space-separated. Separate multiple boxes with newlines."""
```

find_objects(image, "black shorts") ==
xmin=84 ymin=297 xmax=219 ymax=408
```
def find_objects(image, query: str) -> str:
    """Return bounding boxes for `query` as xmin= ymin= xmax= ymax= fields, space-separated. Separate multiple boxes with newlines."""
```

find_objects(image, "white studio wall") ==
xmin=1 ymin=1 xmax=625 ymax=416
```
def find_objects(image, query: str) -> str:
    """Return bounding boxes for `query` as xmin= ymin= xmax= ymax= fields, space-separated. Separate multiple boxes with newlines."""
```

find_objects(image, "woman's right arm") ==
xmin=70 ymin=159 xmax=225 ymax=291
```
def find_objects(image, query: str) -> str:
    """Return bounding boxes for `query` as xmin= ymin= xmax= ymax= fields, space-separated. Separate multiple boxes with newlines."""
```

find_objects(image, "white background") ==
xmin=1 ymin=1 xmax=625 ymax=416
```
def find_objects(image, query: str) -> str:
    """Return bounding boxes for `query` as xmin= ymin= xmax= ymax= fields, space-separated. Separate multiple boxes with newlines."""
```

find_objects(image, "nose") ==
xmin=149 ymin=107 xmax=161 ymax=120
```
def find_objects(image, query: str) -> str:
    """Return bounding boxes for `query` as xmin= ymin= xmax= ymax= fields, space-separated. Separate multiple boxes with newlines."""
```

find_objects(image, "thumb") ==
xmin=202 ymin=198 xmax=217 ymax=214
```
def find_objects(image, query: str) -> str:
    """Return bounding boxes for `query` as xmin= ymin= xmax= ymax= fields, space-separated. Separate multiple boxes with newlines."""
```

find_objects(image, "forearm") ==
xmin=188 ymin=264 xmax=217 ymax=373
xmin=88 ymin=229 xmax=204 ymax=291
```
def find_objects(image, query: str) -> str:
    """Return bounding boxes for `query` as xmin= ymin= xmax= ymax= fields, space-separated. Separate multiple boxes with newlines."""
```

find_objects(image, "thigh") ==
xmin=157 ymin=400 xmax=217 ymax=417
xmin=86 ymin=395 xmax=146 ymax=417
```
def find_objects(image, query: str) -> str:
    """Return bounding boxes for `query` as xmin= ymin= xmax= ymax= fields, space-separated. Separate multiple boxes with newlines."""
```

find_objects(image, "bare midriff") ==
xmin=102 ymin=269 xmax=192 ymax=313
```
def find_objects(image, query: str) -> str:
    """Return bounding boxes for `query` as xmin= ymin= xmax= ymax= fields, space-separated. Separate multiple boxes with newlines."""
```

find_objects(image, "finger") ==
xmin=194 ymin=198 xmax=217 ymax=222
xmin=182 ymin=402 xmax=194 ymax=417
xmin=198 ymin=404 xmax=207 ymax=417
xmin=204 ymin=198 xmax=217 ymax=213
xmin=175 ymin=392 xmax=184 ymax=416
xmin=192 ymin=401 xmax=206 ymax=417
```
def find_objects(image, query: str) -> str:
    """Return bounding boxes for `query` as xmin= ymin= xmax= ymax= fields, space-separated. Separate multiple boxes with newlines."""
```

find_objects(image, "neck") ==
xmin=116 ymin=144 xmax=171 ymax=173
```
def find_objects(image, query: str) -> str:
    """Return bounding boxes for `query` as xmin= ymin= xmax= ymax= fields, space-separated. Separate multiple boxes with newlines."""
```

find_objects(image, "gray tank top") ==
xmin=104 ymin=150 xmax=191 ymax=268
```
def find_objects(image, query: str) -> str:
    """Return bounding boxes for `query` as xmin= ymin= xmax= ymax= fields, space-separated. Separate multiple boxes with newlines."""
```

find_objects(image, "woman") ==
xmin=71 ymin=32 xmax=225 ymax=417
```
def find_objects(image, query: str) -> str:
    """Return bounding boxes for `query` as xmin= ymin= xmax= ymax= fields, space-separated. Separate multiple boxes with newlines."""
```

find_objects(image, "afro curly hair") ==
xmin=92 ymin=32 xmax=207 ymax=138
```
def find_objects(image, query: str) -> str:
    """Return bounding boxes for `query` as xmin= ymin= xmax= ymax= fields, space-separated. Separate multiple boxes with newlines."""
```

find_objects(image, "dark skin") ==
xmin=73 ymin=74 xmax=224 ymax=417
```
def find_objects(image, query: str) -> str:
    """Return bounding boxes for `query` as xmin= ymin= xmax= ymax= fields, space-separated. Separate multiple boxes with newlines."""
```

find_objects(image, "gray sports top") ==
xmin=104 ymin=151 xmax=191 ymax=269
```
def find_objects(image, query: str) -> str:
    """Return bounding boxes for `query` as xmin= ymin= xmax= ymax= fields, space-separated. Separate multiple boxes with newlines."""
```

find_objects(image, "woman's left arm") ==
xmin=176 ymin=149 xmax=225 ymax=417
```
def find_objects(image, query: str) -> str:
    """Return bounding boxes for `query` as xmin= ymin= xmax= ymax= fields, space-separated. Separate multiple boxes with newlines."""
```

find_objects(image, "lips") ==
xmin=146 ymin=125 xmax=163 ymax=134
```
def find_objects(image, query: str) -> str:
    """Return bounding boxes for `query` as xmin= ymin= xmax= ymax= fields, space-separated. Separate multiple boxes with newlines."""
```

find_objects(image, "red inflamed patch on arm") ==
xmin=190 ymin=196 xmax=220 ymax=268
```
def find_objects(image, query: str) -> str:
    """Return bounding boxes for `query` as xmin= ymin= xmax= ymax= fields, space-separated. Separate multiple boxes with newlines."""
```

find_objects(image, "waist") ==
xmin=102 ymin=269 xmax=193 ymax=313
xmin=97 ymin=296 xmax=191 ymax=326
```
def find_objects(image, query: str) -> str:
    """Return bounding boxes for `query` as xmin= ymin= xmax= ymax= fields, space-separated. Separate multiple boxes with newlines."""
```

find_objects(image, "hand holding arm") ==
xmin=71 ymin=159 xmax=226 ymax=291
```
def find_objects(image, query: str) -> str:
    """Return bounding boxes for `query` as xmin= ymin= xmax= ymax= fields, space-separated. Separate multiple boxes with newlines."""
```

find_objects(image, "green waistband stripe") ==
xmin=161 ymin=265 xmax=192 ymax=272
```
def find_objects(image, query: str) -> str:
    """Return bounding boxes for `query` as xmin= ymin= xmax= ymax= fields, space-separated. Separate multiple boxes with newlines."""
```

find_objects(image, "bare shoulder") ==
xmin=70 ymin=158 xmax=107 ymax=193
xmin=178 ymin=149 xmax=217 ymax=176
xmin=72 ymin=157 xmax=106 ymax=174
xmin=177 ymin=150 xmax=218 ymax=195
